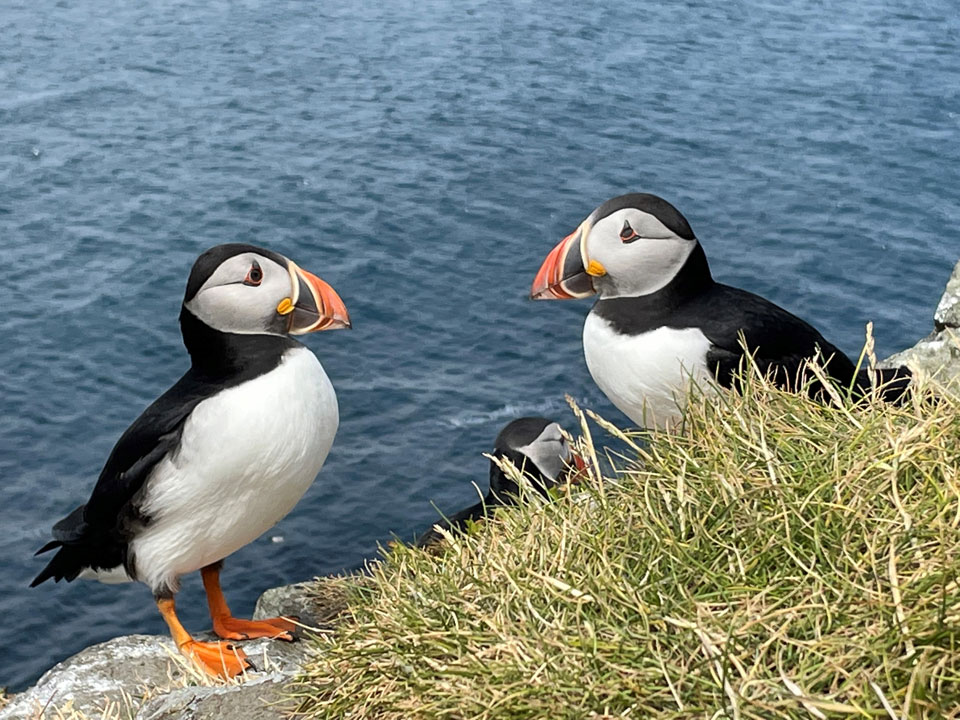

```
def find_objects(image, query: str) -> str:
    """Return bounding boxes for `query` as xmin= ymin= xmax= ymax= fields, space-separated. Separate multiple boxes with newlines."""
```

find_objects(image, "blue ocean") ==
xmin=2 ymin=0 xmax=957 ymax=690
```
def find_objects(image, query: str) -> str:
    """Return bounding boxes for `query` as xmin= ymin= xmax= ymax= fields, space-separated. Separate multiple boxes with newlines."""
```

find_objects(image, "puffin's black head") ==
xmin=531 ymin=193 xmax=701 ymax=300
xmin=488 ymin=417 xmax=583 ymax=502
xmin=182 ymin=243 xmax=351 ymax=337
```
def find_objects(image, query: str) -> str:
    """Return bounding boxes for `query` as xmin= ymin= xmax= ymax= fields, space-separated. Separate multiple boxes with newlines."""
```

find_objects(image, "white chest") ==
xmin=132 ymin=346 xmax=338 ymax=592
xmin=582 ymin=312 xmax=715 ymax=429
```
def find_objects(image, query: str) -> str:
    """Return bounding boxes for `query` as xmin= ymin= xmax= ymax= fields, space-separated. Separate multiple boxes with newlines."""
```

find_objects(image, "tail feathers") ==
xmin=52 ymin=504 xmax=89 ymax=543
xmin=30 ymin=543 xmax=88 ymax=587
xmin=854 ymin=365 xmax=913 ymax=404
xmin=35 ymin=539 xmax=62 ymax=556
xmin=31 ymin=503 xmax=123 ymax=587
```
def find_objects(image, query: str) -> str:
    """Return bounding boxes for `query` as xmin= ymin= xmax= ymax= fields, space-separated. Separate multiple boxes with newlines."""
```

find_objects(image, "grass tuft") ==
xmin=292 ymin=367 xmax=960 ymax=719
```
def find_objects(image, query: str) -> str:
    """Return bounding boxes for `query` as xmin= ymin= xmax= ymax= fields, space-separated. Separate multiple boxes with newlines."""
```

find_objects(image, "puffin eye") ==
xmin=243 ymin=261 xmax=263 ymax=286
xmin=620 ymin=220 xmax=640 ymax=244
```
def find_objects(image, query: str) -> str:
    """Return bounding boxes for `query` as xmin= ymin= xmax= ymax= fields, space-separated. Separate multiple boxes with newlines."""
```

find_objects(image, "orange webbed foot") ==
xmin=212 ymin=615 xmax=298 ymax=642
xmin=180 ymin=638 xmax=252 ymax=678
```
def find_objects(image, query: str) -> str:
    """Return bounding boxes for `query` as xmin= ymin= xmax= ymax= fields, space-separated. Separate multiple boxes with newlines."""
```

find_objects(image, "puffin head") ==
xmin=530 ymin=193 xmax=699 ymax=301
xmin=488 ymin=417 xmax=584 ymax=501
xmin=182 ymin=243 xmax=351 ymax=336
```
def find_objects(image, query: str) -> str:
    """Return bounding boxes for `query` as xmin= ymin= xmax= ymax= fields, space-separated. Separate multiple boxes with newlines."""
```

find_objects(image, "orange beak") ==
xmin=552 ymin=451 xmax=587 ymax=492
xmin=282 ymin=262 xmax=351 ymax=334
xmin=530 ymin=222 xmax=597 ymax=300
xmin=568 ymin=452 xmax=588 ymax=484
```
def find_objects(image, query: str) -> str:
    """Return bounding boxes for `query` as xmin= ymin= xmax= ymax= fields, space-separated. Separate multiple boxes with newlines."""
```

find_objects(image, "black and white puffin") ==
xmin=530 ymin=193 xmax=911 ymax=428
xmin=414 ymin=417 xmax=584 ymax=547
xmin=32 ymin=243 xmax=350 ymax=678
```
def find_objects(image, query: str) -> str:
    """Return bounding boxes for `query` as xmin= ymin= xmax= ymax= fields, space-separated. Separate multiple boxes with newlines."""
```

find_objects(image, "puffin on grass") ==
xmin=415 ymin=417 xmax=584 ymax=547
xmin=32 ymin=243 xmax=350 ymax=678
xmin=531 ymin=193 xmax=911 ymax=428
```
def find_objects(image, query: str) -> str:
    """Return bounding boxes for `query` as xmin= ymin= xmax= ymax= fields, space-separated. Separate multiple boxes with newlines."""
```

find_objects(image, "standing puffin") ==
xmin=414 ymin=417 xmax=583 ymax=547
xmin=530 ymin=193 xmax=910 ymax=428
xmin=32 ymin=243 xmax=350 ymax=677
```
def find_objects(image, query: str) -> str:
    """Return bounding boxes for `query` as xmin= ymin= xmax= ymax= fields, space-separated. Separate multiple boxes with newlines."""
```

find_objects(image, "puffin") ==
xmin=530 ymin=193 xmax=911 ymax=428
xmin=414 ymin=417 xmax=584 ymax=547
xmin=32 ymin=243 xmax=350 ymax=678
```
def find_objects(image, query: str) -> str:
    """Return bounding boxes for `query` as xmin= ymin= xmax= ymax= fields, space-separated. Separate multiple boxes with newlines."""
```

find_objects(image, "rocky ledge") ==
xmin=4 ymin=261 xmax=959 ymax=720
xmin=0 ymin=580 xmax=348 ymax=720
xmin=881 ymin=259 xmax=960 ymax=383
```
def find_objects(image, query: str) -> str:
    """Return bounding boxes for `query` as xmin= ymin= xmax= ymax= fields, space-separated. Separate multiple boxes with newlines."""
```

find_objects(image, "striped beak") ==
xmin=279 ymin=261 xmax=351 ymax=334
xmin=530 ymin=221 xmax=598 ymax=300
xmin=571 ymin=452 xmax=587 ymax=473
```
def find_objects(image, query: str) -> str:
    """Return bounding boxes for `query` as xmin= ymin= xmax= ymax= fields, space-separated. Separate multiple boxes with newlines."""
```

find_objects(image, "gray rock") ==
xmin=934 ymin=260 xmax=960 ymax=330
xmin=0 ymin=635 xmax=181 ymax=720
xmin=882 ymin=261 xmax=960 ymax=387
xmin=0 ymin=633 xmax=306 ymax=720
xmin=254 ymin=582 xmax=316 ymax=624
xmin=882 ymin=328 xmax=960 ymax=384
xmin=253 ymin=576 xmax=351 ymax=632
xmin=1 ymin=577 xmax=352 ymax=719
xmin=135 ymin=676 xmax=289 ymax=720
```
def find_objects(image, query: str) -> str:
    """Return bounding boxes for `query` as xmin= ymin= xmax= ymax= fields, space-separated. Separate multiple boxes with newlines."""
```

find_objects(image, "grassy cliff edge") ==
xmin=293 ymin=369 xmax=960 ymax=719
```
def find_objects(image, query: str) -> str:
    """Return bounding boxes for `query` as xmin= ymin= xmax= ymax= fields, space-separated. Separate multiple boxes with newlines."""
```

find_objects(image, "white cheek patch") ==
xmin=589 ymin=210 xmax=695 ymax=298
xmin=517 ymin=423 xmax=568 ymax=482
xmin=184 ymin=254 xmax=290 ymax=335
xmin=616 ymin=237 xmax=695 ymax=295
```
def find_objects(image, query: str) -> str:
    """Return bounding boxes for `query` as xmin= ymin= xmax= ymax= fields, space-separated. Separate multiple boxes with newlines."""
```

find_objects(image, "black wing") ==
xmin=31 ymin=371 xmax=213 ymax=586
xmin=594 ymin=275 xmax=910 ymax=402
xmin=695 ymin=284 xmax=858 ymax=392
xmin=413 ymin=494 xmax=503 ymax=548
xmin=696 ymin=286 xmax=911 ymax=401
xmin=82 ymin=375 xmax=210 ymax=527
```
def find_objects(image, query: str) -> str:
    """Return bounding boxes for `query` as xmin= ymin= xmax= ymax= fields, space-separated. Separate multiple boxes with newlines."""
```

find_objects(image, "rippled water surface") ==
xmin=2 ymin=0 xmax=958 ymax=689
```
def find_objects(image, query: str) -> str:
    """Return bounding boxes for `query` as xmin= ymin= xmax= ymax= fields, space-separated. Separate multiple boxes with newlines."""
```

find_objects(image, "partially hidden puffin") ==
xmin=530 ymin=193 xmax=911 ymax=428
xmin=414 ymin=417 xmax=584 ymax=547
xmin=32 ymin=243 xmax=350 ymax=678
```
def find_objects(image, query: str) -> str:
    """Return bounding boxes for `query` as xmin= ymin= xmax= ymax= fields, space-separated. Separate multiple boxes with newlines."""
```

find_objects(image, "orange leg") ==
xmin=201 ymin=564 xmax=297 ymax=642
xmin=156 ymin=596 xmax=251 ymax=678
